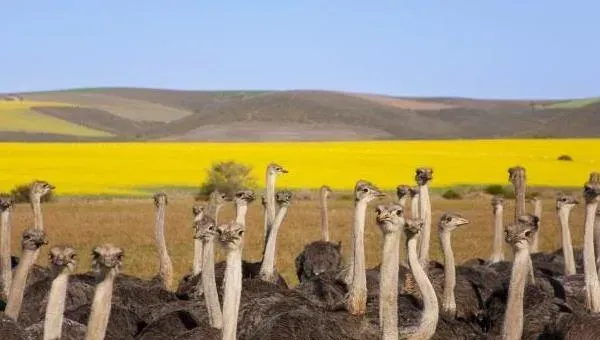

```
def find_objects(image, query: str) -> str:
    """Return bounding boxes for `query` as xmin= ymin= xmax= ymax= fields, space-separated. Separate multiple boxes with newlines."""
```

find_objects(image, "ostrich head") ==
xmin=234 ymin=190 xmax=256 ymax=206
xmin=267 ymin=163 xmax=289 ymax=176
xmin=48 ymin=245 xmax=77 ymax=274
xmin=192 ymin=204 xmax=206 ymax=218
xmin=354 ymin=180 xmax=385 ymax=203
xmin=508 ymin=166 xmax=526 ymax=185
xmin=583 ymin=181 xmax=600 ymax=204
xmin=555 ymin=193 xmax=579 ymax=211
xmin=517 ymin=214 xmax=540 ymax=229
xmin=216 ymin=222 xmax=246 ymax=251
xmin=491 ymin=195 xmax=504 ymax=214
xmin=30 ymin=180 xmax=55 ymax=200
xmin=505 ymin=222 xmax=537 ymax=251
xmin=210 ymin=190 xmax=231 ymax=205
xmin=153 ymin=192 xmax=168 ymax=207
xmin=438 ymin=212 xmax=470 ymax=233
xmin=395 ymin=185 xmax=412 ymax=200
xmin=404 ymin=218 xmax=425 ymax=239
xmin=91 ymin=244 xmax=124 ymax=273
xmin=375 ymin=203 xmax=404 ymax=234
xmin=0 ymin=195 xmax=13 ymax=211
xmin=276 ymin=190 xmax=293 ymax=207
xmin=193 ymin=215 xmax=217 ymax=241
xmin=415 ymin=167 xmax=433 ymax=186
xmin=320 ymin=185 xmax=332 ymax=196
xmin=21 ymin=228 xmax=48 ymax=251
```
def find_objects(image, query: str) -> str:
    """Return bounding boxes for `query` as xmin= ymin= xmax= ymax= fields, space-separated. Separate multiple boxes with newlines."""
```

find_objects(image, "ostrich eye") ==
xmin=445 ymin=216 xmax=452 ymax=222
xmin=524 ymin=231 xmax=531 ymax=237
xmin=238 ymin=230 xmax=244 ymax=236
xmin=375 ymin=209 xmax=381 ymax=214
xmin=395 ymin=210 xmax=402 ymax=216
xmin=362 ymin=188 xmax=369 ymax=193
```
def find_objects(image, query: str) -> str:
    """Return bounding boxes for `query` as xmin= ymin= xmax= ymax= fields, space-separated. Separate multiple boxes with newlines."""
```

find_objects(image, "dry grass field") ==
xmin=7 ymin=193 xmax=586 ymax=288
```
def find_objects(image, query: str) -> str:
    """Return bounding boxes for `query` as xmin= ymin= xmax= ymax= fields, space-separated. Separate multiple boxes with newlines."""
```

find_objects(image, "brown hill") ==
xmin=2 ymin=87 xmax=598 ymax=141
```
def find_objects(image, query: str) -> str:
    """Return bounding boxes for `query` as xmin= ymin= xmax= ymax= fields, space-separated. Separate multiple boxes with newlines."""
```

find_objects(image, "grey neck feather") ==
xmin=155 ymin=202 xmax=173 ymax=289
xmin=31 ymin=196 xmax=43 ymax=230
xmin=513 ymin=180 xmax=527 ymax=223
xmin=4 ymin=249 xmax=36 ymax=320
xmin=222 ymin=247 xmax=243 ymax=340
xmin=501 ymin=245 xmax=530 ymax=340
xmin=84 ymin=269 xmax=118 ymax=340
xmin=0 ymin=209 xmax=11 ymax=300
xmin=259 ymin=205 xmax=289 ymax=282
xmin=379 ymin=225 xmax=401 ymax=340
xmin=202 ymin=237 xmax=222 ymax=329
xmin=411 ymin=193 xmax=420 ymax=219
xmin=558 ymin=207 xmax=576 ymax=276
xmin=405 ymin=233 xmax=438 ymax=339
xmin=43 ymin=267 xmax=72 ymax=340
xmin=490 ymin=205 xmax=505 ymax=263
xmin=320 ymin=192 xmax=330 ymax=242
xmin=418 ymin=184 xmax=432 ymax=267
xmin=346 ymin=200 xmax=368 ymax=315
xmin=440 ymin=230 xmax=456 ymax=318
xmin=265 ymin=172 xmax=277 ymax=238
xmin=583 ymin=200 xmax=600 ymax=312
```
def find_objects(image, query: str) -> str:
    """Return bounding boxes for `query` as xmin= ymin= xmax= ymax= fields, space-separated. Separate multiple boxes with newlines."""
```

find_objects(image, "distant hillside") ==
xmin=0 ymin=87 xmax=598 ymax=141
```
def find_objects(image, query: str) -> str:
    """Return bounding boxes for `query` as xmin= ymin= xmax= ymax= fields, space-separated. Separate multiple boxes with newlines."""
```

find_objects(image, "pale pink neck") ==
xmin=84 ymin=269 xmax=117 ymax=340
xmin=346 ymin=200 xmax=368 ymax=315
xmin=501 ymin=247 xmax=530 ymax=340
xmin=202 ymin=238 xmax=222 ymax=328
xmin=490 ymin=205 xmax=505 ymax=263
xmin=0 ymin=209 xmax=11 ymax=300
xmin=43 ymin=268 xmax=72 ymax=340
xmin=4 ymin=249 xmax=36 ymax=320
xmin=558 ymin=207 xmax=576 ymax=275
xmin=583 ymin=201 xmax=600 ymax=312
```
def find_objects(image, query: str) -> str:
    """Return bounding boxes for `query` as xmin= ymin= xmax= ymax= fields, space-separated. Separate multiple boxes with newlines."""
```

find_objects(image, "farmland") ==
xmin=0 ymin=139 xmax=598 ymax=196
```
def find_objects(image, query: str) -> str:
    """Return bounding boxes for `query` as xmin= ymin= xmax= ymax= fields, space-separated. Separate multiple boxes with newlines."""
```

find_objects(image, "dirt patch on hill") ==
xmin=353 ymin=94 xmax=457 ymax=110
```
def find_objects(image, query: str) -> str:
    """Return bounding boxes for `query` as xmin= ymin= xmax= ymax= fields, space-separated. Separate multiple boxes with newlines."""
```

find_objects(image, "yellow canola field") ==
xmin=0 ymin=139 xmax=598 ymax=196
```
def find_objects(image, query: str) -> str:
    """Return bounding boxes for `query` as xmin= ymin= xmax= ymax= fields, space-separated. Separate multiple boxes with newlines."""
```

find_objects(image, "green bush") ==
xmin=557 ymin=154 xmax=573 ymax=161
xmin=483 ymin=185 xmax=506 ymax=196
xmin=197 ymin=160 xmax=258 ymax=198
xmin=442 ymin=189 xmax=462 ymax=200
xmin=10 ymin=182 xmax=55 ymax=203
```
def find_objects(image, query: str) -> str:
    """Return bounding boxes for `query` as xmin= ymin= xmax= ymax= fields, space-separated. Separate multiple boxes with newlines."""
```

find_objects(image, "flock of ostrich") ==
xmin=1 ymin=163 xmax=600 ymax=339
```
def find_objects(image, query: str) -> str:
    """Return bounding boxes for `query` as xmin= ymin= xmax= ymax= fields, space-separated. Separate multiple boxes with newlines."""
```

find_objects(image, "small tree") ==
xmin=197 ymin=161 xmax=258 ymax=199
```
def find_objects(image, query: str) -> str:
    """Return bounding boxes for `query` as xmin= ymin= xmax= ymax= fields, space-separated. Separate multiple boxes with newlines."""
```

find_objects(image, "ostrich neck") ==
xmin=266 ymin=173 xmax=277 ymax=232
xmin=491 ymin=206 xmax=505 ymax=262
xmin=206 ymin=203 xmax=222 ymax=224
xmin=347 ymin=200 xmax=369 ymax=315
xmin=594 ymin=210 xmax=600 ymax=272
xmin=558 ymin=208 xmax=576 ymax=276
xmin=31 ymin=197 xmax=43 ymax=230
xmin=155 ymin=203 xmax=173 ymax=289
xmin=531 ymin=203 xmax=541 ymax=253
xmin=583 ymin=201 xmax=600 ymax=312
xmin=0 ymin=209 xmax=11 ymax=300
xmin=235 ymin=203 xmax=248 ymax=226
xmin=43 ymin=269 xmax=71 ymax=340
xmin=513 ymin=182 xmax=526 ymax=223
xmin=379 ymin=229 xmax=400 ymax=340
xmin=320 ymin=193 xmax=330 ymax=242
xmin=440 ymin=230 xmax=456 ymax=317
xmin=222 ymin=248 xmax=242 ymax=340
xmin=501 ymin=247 xmax=530 ymax=340
xmin=192 ymin=239 xmax=203 ymax=276
xmin=411 ymin=193 xmax=420 ymax=219
xmin=344 ymin=200 xmax=367 ymax=286
xmin=4 ymin=249 xmax=37 ymax=320
xmin=202 ymin=238 xmax=222 ymax=329
xmin=418 ymin=184 xmax=432 ymax=266
xmin=259 ymin=206 xmax=288 ymax=282
xmin=407 ymin=236 xmax=438 ymax=339
xmin=84 ymin=269 xmax=117 ymax=340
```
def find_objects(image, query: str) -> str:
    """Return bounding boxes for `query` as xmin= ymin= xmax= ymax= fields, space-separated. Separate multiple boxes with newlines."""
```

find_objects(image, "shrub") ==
xmin=442 ymin=189 xmax=462 ymax=200
xmin=197 ymin=160 xmax=258 ymax=199
xmin=10 ymin=182 xmax=55 ymax=203
xmin=483 ymin=185 xmax=506 ymax=196
xmin=557 ymin=154 xmax=573 ymax=161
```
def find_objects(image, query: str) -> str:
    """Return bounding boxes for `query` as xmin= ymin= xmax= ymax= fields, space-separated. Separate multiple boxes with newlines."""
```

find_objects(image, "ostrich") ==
xmin=529 ymin=195 xmax=542 ymax=253
xmin=581 ymin=180 xmax=600 ymax=312
xmin=0 ymin=196 xmax=13 ymax=300
xmin=84 ymin=244 xmax=123 ymax=340
xmin=259 ymin=190 xmax=293 ymax=283
xmin=216 ymin=221 xmax=246 ymax=340
xmin=153 ymin=192 xmax=174 ymax=290
xmin=490 ymin=195 xmax=505 ymax=263
xmin=29 ymin=180 xmax=54 ymax=231
xmin=264 ymin=163 xmax=288 ymax=244
xmin=374 ymin=203 xmax=404 ymax=340
xmin=415 ymin=167 xmax=433 ymax=267
xmin=192 ymin=204 xmax=206 ymax=276
xmin=195 ymin=214 xmax=223 ymax=329
xmin=395 ymin=184 xmax=412 ymax=209
xmin=501 ymin=220 xmax=538 ymax=340
xmin=508 ymin=166 xmax=527 ymax=224
xmin=233 ymin=190 xmax=255 ymax=226
xmin=4 ymin=228 xmax=47 ymax=321
xmin=556 ymin=193 xmax=578 ymax=276
xmin=294 ymin=185 xmax=342 ymax=282
xmin=42 ymin=245 xmax=77 ymax=340
xmin=344 ymin=180 xmax=385 ymax=315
